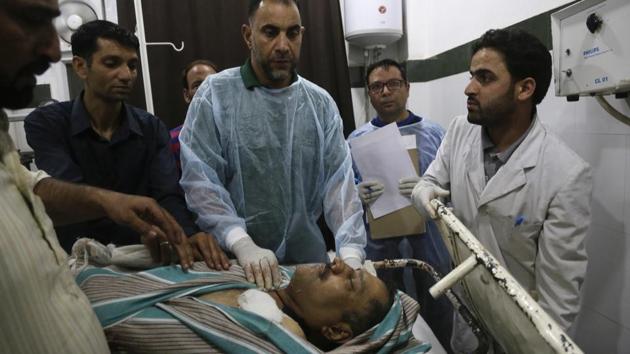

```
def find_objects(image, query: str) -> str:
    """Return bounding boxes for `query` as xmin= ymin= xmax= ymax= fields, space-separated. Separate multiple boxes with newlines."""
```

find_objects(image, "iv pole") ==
xmin=133 ymin=0 xmax=154 ymax=114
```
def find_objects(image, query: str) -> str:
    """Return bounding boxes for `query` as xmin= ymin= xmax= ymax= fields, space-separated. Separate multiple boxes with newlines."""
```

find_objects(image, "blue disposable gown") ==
xmin=179 ymin=67 xmax=366 ymax=264
xmin=348 ymin=115 xmax=454 ymax=347
xmin=348 ymin=114 xmax=451 ymax=275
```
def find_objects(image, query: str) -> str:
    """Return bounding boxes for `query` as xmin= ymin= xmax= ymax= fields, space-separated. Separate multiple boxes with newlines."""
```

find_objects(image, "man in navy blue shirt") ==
xmin=25 ymin=20 xmax=228 ymax=270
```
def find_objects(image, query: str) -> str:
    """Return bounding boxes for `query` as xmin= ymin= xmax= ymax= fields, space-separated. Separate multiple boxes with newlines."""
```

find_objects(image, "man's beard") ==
xmin=254 ymin=50 xmax=296 ymax=83
xmin=467 ymin=88 xmax=515 ymax=127
xmin=0 ymin=58 xmax=51 ymax=109
xmin=262 ymin=61 xmax=295 ymax=82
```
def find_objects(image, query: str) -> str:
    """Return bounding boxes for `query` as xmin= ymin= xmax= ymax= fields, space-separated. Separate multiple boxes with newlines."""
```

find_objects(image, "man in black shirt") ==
xmin=25 ymin=20 xmax=228 ymax=270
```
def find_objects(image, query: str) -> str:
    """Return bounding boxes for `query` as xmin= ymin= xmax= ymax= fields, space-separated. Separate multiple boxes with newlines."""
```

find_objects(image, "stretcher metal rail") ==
xmin=373 ymin=199 xmax=584 ymax=354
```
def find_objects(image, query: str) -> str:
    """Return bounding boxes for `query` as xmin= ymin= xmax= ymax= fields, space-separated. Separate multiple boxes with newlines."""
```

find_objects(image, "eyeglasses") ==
xmin=367 ymin=79 xmax=406 ymax=95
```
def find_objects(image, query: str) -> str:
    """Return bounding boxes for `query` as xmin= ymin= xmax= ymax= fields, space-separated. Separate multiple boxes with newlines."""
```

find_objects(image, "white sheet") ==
xmin=348 ymin=123 xmax=417 ymax=218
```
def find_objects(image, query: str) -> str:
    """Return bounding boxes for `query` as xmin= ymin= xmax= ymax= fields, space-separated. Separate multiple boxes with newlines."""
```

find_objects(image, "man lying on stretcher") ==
xmin=73 ymin=241 xmax=429 ymax=353
xmin=199 ymin=257 xmax=390 ymax=347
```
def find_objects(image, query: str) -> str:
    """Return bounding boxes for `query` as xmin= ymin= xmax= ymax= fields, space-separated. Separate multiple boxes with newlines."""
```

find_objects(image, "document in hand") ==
xmin=365 ymin=147 xmax=425 ymax=239
xmin=348 ymin=123 xmax=417 ymax=218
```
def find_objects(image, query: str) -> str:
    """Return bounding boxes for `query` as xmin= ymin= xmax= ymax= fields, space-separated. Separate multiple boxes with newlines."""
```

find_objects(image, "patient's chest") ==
xmin=196 ymin=290 xmax=305 ymax=338
xmin=198 ymin=289 xmax=243 ymax=307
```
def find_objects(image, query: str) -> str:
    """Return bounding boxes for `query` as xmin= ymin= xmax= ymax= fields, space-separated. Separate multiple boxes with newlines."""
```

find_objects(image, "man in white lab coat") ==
xmin=412 ymin=28 xmax=592 ymax=341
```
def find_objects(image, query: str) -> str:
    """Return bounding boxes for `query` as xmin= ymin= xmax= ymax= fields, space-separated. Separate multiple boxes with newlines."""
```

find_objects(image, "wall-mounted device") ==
xmin=343 ymin=0 xmax=404 ymax=124
xmin=551 ymin=0 xmax=630 ymax=101
xmin=343 ymin=0 xmax=403 ymax=49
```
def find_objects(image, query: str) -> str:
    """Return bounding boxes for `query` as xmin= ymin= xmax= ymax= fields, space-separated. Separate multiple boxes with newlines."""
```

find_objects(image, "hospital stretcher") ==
xmin=73 ymin=240 xmax=428 ymax=353
xmin=372 ymin=199 xmax=584 ymax=354
xmin=71 ymin=197 xmax=584 ymax=354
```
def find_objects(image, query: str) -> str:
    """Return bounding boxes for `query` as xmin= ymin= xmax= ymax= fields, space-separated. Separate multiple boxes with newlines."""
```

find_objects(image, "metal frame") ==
xmin=427 ymin=199 xmax=583 ymax=354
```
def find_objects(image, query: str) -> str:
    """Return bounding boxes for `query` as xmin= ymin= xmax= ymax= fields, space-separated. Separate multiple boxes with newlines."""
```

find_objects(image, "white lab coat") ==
xmin=423 ymin=115 xmax=592 ymax=331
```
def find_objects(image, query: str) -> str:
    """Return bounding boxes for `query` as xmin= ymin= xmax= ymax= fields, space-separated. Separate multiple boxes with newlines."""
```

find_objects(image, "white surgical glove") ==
xmin=231 ymin=237 xmax=282 ymax=289
xmin=411 ymin=179 xmax=450 ymax=219
xmin=357 ymin=180 xmax=384 ymax=204
xmin=343 ymin=256 xmax=363 ymax=270
xmin=399 ymin=176 xmax=421 ymax=197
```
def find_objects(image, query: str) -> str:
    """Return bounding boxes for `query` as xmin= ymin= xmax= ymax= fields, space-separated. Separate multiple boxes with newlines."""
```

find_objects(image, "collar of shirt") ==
xmin=239 ymin=58 xmax=298 ymax=90
xmin=70 ymin=91 xmax=143 ymax=141
xmin=371 ymin=111 xmax=422 ymax=128
xmin=481 ymin=117 xmax=535 ymax=164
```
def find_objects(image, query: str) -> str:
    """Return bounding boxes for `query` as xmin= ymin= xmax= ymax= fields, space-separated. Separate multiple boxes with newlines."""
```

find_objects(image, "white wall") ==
xmin=347 ymin=1 xmax=630 ymax=352
xmin=407 ymin=0 xmax=573 ymax=59
xmin=4 ymin=62 xmax=71 ymax=153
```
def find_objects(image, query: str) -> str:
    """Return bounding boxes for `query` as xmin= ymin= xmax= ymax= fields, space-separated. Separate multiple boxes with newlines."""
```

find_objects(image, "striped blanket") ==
xmin=76 ymin=263 xmax=431 ymax=353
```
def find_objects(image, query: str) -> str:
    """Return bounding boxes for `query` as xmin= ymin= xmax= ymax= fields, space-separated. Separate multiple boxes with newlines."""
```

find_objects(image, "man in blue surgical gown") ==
xmin=179 ymin=0 xmax=366 ymax=289
xmin=347 ymin=59 xmax=453 ymax=350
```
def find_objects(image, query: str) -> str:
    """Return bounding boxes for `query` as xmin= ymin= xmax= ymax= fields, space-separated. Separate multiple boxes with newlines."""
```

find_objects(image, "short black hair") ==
xmin=341 ymin=285 xmax=396 ymax=336
xmin=471 ymin=28 xmax=552 ymax=105
xmin=248 ymin=0 xmax=300 ymax=21
xmin=365 ymin=58 xmax=408 ymax=84
xmin=71 ymin=20 xmax=139 ymax=63
xmin=181 ymin=60 xmax=219 ymax=89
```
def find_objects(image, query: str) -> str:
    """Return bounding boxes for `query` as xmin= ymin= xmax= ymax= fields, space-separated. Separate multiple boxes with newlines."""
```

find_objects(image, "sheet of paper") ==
xmin=349 ymin=124 xmax=418 ymax=218
xmin=401 ymin=134 xmax=416 ymax=149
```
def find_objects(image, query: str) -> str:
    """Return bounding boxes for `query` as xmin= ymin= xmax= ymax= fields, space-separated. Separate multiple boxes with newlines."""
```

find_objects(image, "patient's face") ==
xmin=287 ymin=257 xmax=389 ymax=329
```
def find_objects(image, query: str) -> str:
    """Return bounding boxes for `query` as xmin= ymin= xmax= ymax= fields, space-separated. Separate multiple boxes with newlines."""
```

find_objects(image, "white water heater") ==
xmin=343 ymin=0 xmax=403 ymax=49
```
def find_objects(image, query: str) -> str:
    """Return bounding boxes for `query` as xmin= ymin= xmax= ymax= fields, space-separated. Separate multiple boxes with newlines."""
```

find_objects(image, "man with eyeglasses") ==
xmin=347 ymin=58 xmax=453 ymax=351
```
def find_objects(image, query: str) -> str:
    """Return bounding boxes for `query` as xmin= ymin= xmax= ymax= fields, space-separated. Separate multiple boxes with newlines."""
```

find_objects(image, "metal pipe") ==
xmin=595 ymin=95 xmax=630 ymax=126
xmin=372 ymin=258 xmax=489 ymax=351
xmin=430 ymin=199 xmax=583 ymax=354
xmin=133 ymin=0 xmax=154 ymax=114
xmin=429 ymin=254 xmax=477 ymax=298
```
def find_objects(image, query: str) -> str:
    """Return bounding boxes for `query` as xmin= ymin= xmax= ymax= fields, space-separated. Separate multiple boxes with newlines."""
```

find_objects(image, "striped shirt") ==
xmin=0 ymin=112 xmax=109 ymax=354
xmin=77 ymin=262 xmax=429 ymax=354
